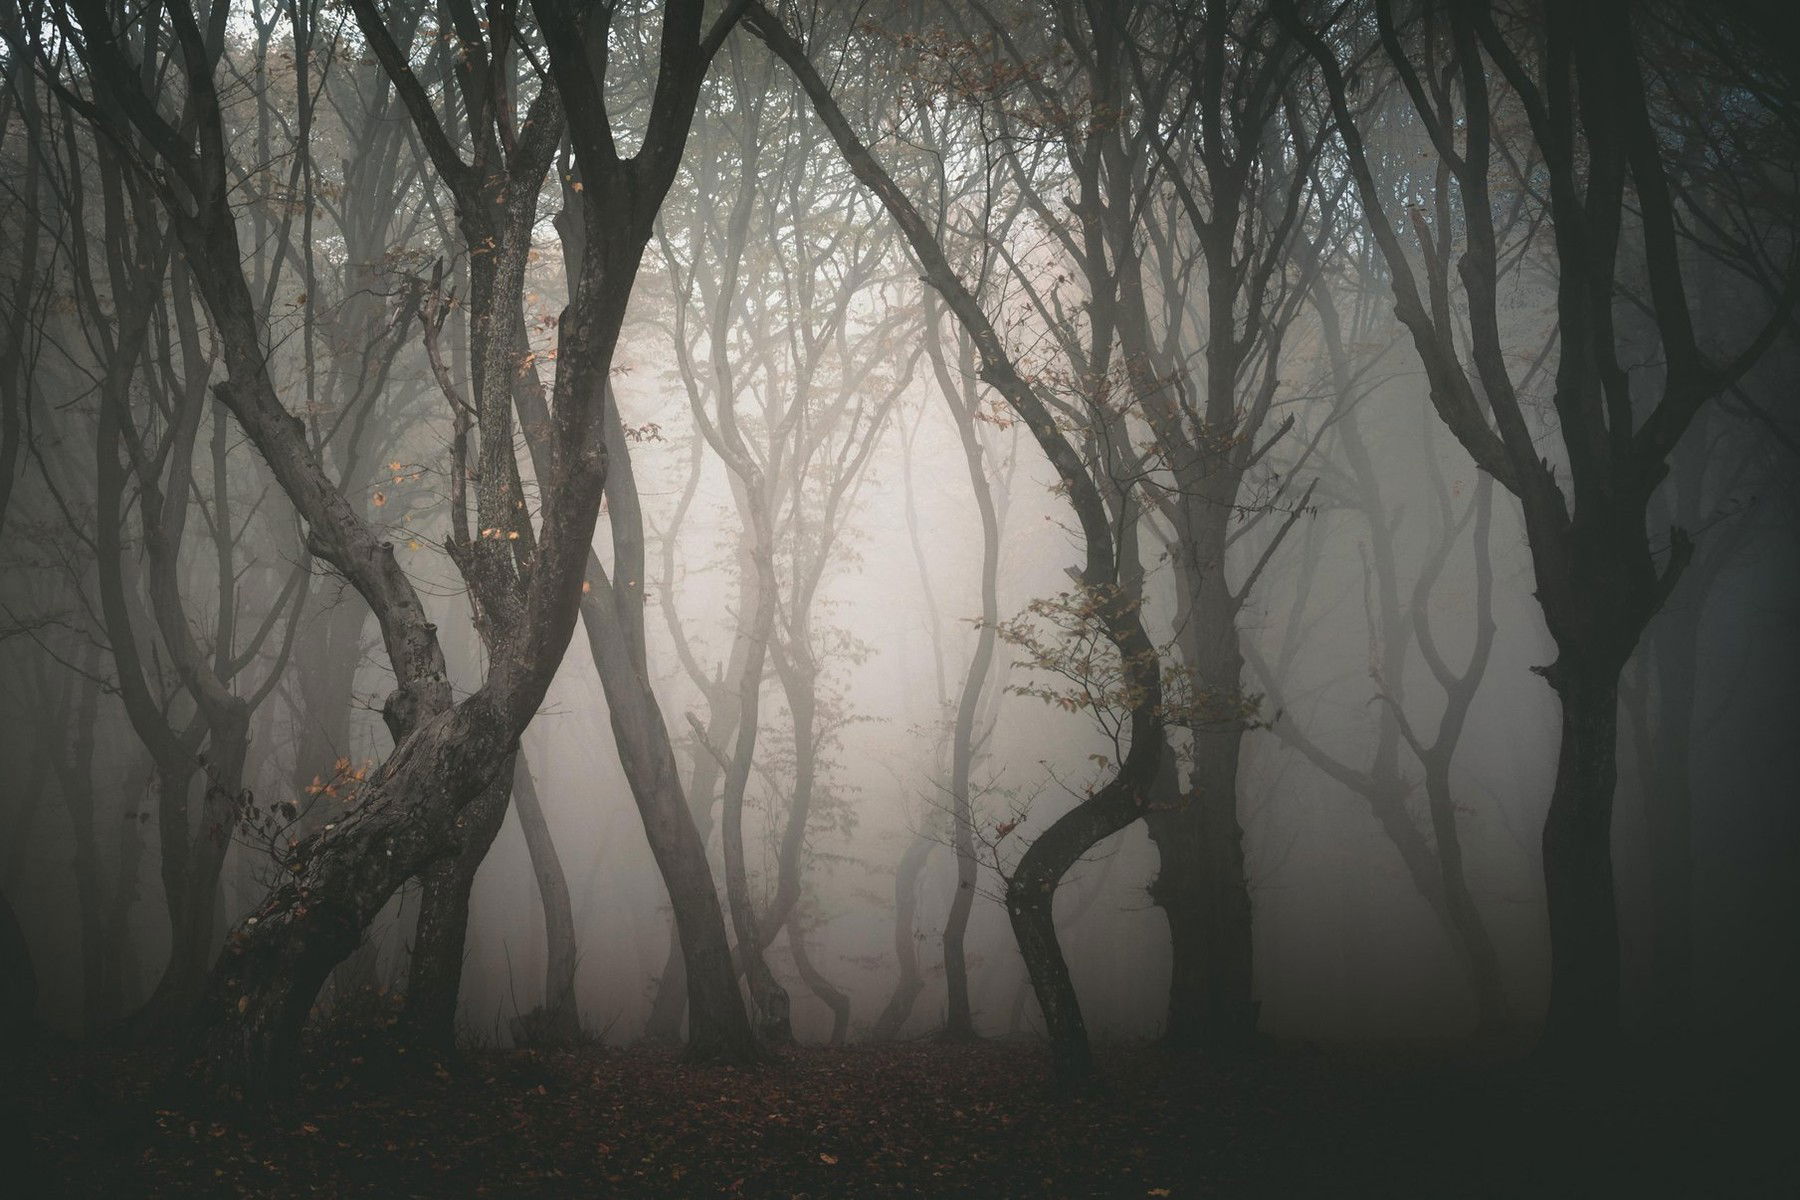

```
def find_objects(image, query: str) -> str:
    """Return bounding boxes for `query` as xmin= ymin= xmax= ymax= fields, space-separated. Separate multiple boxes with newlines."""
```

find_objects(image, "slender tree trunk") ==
xmin=716 ymin=533 xmax=792 ymax=1043
xmin=137 ymin=707 xmax=249 ymax=1032
xmin=643 ymin=669 xmax=737 ymax=1044
xmin=923 ymin=296 xmax=1000 ymax=1042
xmin=786 ymin=922 xmax=849 ymax=1045
xmin=872 ymin=833 xmax=933 ymax=1039
xmin=1421 ymin=762 xmax=1510 ymax=1032
xmin=403 ymin=756 xmax=515 ymax=1051
xmin=510 ymin=760 xmax=581 ymax=1044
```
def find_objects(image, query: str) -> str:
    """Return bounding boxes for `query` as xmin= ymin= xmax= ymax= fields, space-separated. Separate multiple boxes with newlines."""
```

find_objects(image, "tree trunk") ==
xmin=1006 ymin=729 xmax=1160 ymax=1083
xmin=52 ymin=660 xmax=109 ymax=1035
xmin=1641 ymin=611 xmax=1698 ymax=1036
xmin=1539 ymin=663 xmax=1625 ymax=1057
xmin=642 ymin=673 xmax=735 ymax=1044
xmin=509 ymin=760 xmax=581 ymax=1045
xmin=1146 ymin=735 xmax=1257 ymax=1056
xmin=101 ymin=758 xmax=153 ymax=1017
xmin=714 ymin=532 xmax=792 ymax=1044
xmin=872 ymin=833 xmax=933 ymax=1040
xmin=137 ymin=707 xmax=249 ymax=1034
xmin=922 ymin=293 xmax=1000 ymax=1043
xmin=577 ymin=583 xmax=763 ymax=1063
xmin=786 ymin=922 xmax=849 ymax=1045
xmin=1421 ymin=762 xmax=1511 ymax=1032
xmin=403 ymin=757 xmax=515 ymax=1051
xmin=0 ymin=889 xmax=36 ymax=1038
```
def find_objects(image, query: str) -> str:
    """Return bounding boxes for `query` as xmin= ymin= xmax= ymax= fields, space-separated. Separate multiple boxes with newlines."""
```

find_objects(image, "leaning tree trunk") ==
xmin=402 ymin=757 xmax=516 ymax=1051
xmin=509 ymin=760 xmax=581 ymax=1045
xmin=1007 ymin=713 xmax=1162 ymax=1082
xmin=871 ymin=833 xmax=933 ymax=1039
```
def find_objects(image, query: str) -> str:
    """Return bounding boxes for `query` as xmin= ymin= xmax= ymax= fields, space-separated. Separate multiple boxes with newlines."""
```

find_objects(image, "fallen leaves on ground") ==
xmin=2 ymin=1033 xmax=1794 ymax=1197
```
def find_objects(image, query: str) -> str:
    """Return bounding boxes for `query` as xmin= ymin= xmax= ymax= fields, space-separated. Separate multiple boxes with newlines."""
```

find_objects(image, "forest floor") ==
xmin=3 ymin=1020 xmax=1796 ymax=1198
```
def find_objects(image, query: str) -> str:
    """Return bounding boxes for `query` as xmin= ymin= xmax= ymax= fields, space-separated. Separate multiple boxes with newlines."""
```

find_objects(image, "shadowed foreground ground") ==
xmin=3 ymin=1026 xmax=1795 ymax=1196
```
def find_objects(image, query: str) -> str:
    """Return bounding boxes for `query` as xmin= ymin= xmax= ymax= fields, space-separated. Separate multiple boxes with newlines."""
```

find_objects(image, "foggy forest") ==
xmin=1 ymin=0 xmax=1796 ymax=1194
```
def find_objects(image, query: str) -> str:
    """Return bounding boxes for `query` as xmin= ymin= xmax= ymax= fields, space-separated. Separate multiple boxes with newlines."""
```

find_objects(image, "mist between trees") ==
xmin=0 ymin=0 xmax=1796 ymax=1102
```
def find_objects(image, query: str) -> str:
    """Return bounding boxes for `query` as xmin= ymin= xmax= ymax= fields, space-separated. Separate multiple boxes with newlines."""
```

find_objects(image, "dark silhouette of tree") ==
xmin=1281 ymin=0 xmax=1798 ymax=1054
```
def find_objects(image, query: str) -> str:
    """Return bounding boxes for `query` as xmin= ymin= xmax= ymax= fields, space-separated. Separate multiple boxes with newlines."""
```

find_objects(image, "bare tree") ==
xmin=1283 ymin=0 xmax=1798 ymax=1053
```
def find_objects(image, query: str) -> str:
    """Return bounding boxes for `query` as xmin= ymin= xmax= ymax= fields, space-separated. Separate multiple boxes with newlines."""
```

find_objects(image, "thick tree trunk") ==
xmin=872 ymin=833 xmax=932 ymax=1040
xmin=191 ymin=702 xmax=518 ymax=1096
xmin=509 ymin=760 xmax=581 ymax=1045
xmin=403 ymin=758 xmax=515 ymax=1051
xmin=1146 ymin=736 xmax=1257 ymax=1056
xmin=1152 ymin=528 xmax=1260 ymax=1056
xmin=1539 ymin=663 xmax=1625 ymax=1057
xmin=1641 ymin=613 xmax=1697 ymax=1035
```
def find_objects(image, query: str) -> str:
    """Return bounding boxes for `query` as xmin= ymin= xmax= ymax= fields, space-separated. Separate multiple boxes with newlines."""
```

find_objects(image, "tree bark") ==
xmin=402 ymin=757 xmax=515 ymax=1051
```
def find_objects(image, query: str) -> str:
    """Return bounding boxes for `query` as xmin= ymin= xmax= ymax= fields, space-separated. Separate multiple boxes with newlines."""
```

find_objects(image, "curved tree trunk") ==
xmin=924 ymin=298 xmax=1000 ymax=1043
xmin=786 ymin=922 xmax=849 ymax=1045
xmin=509 ymin=760 xmax=581 ymax=1045
xmin=871 ymin=833 xmax=933 ymax=1040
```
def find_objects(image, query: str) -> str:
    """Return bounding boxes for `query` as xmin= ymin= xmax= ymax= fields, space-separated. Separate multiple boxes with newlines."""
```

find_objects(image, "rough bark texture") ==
xmin=402 ymin=759 xmax=516 ymax=1051
xmin=46 ymin=0 xmax=746 ymax=1093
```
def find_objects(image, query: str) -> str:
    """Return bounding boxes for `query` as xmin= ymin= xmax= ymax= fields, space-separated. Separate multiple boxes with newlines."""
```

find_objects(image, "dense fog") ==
xmin=2 ymin=0 xmax=1796 ymax=1123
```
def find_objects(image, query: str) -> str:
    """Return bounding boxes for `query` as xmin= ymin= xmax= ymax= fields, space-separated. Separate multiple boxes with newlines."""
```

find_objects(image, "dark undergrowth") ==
xmin=2 ymin=1020 xmax=1795 ymax=1197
